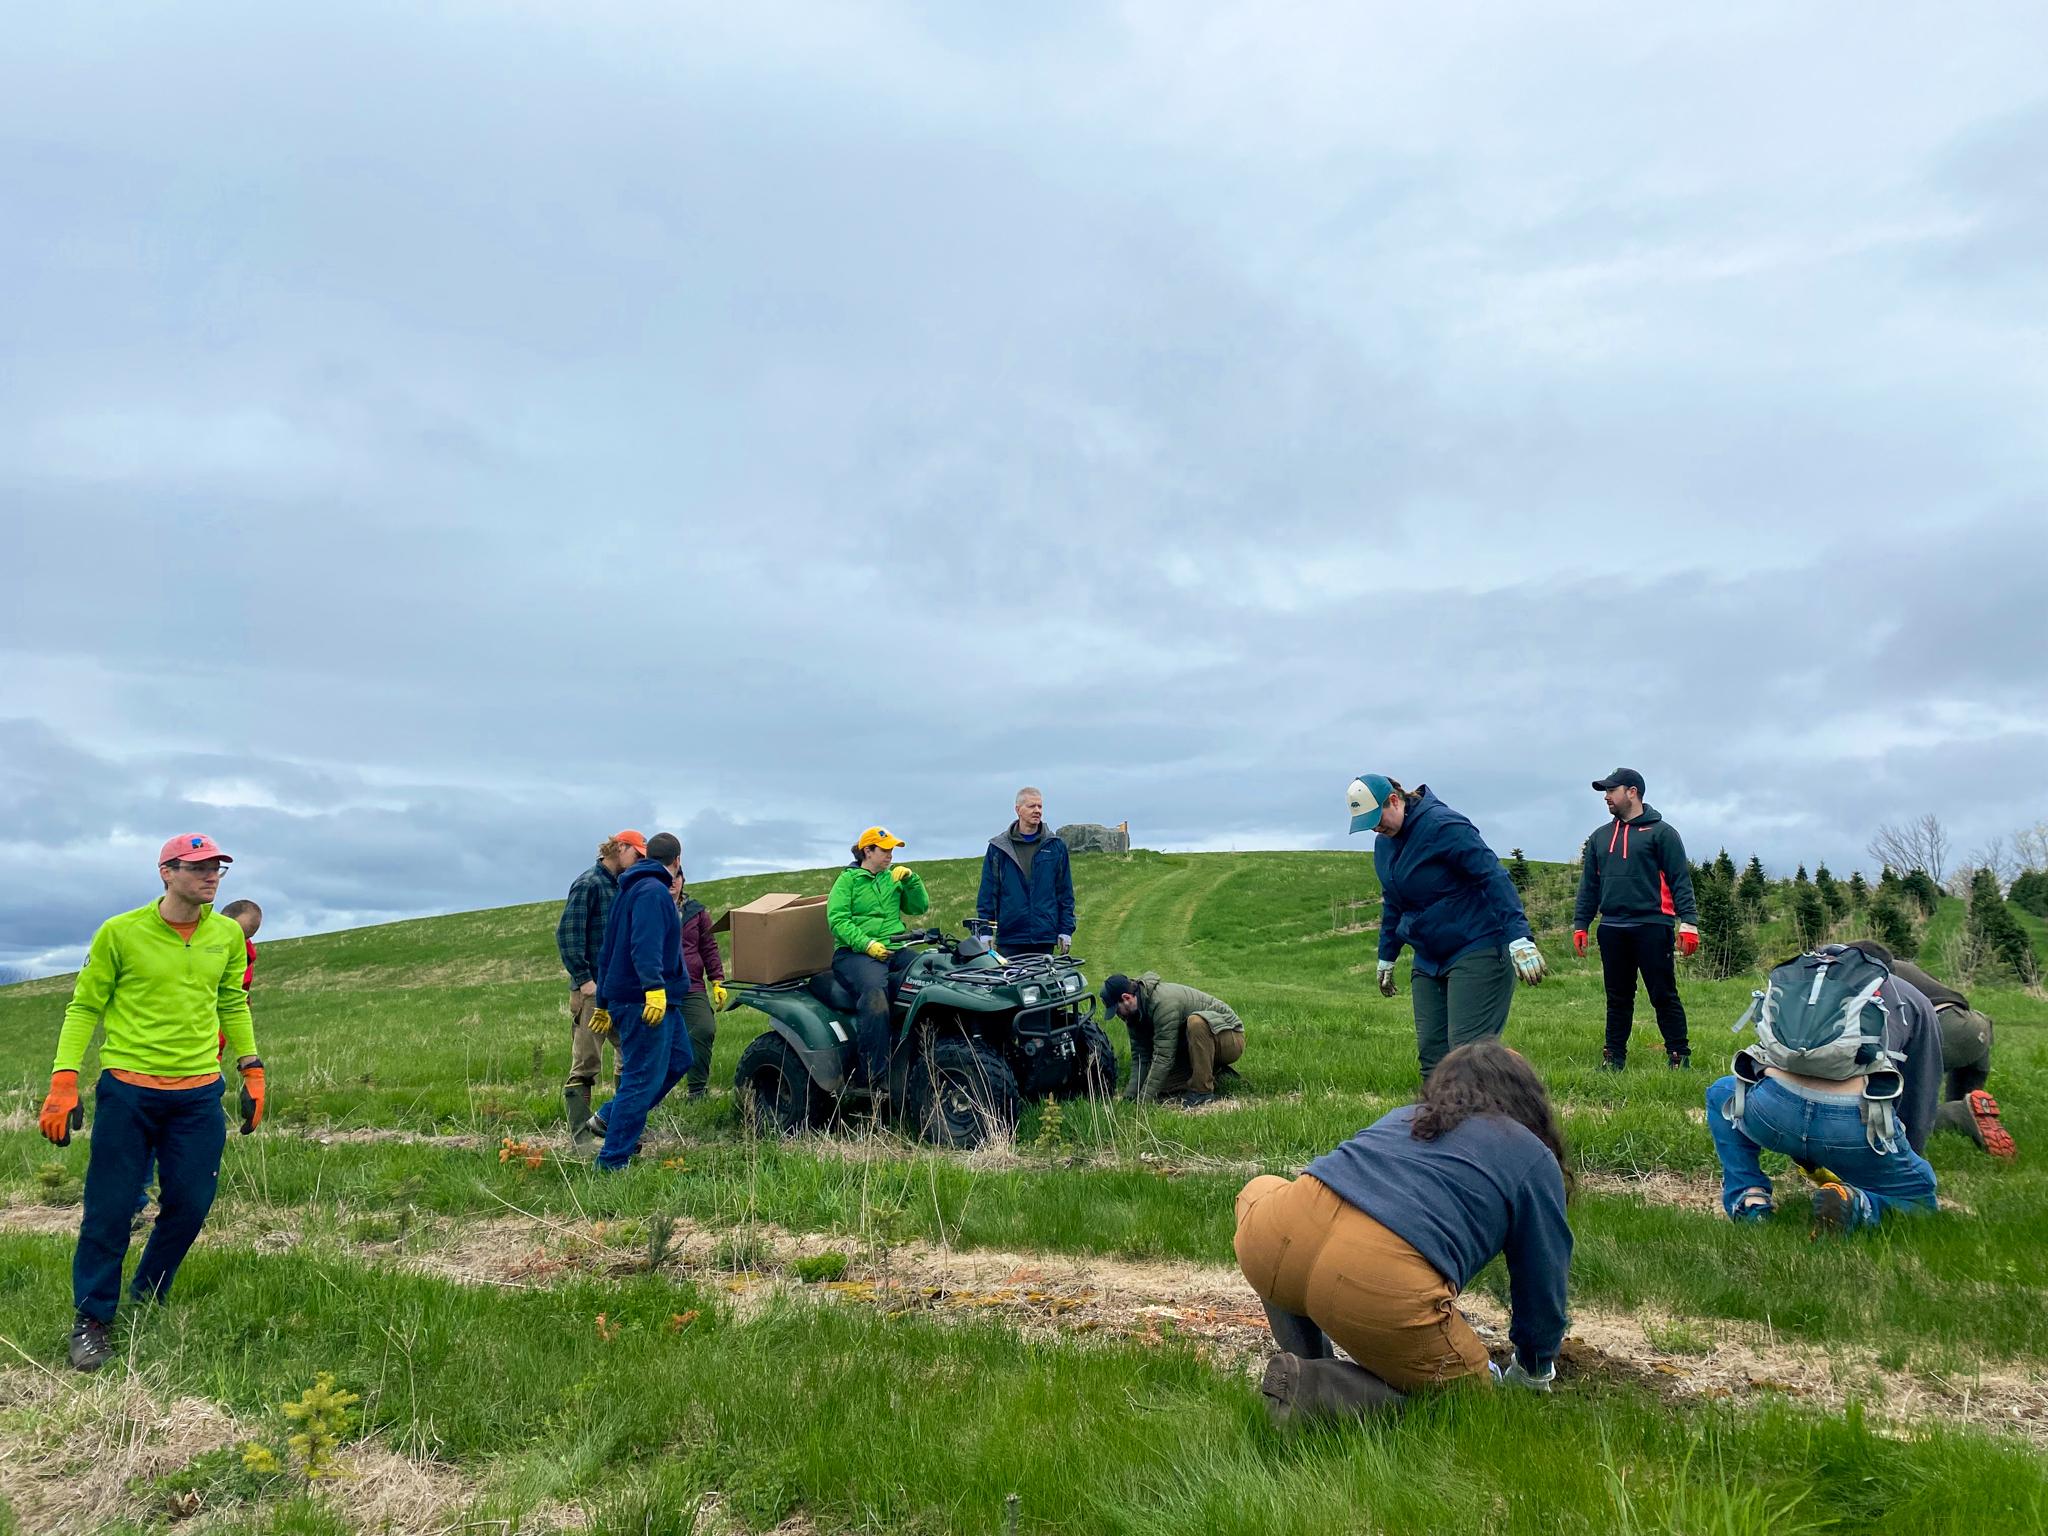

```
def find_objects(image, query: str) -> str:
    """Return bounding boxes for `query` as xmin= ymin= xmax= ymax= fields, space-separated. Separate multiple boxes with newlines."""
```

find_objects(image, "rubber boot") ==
xmin=577 ymin=1108 xmax=608 ymax=1150
xmin=564 ymin=1083 xmax=592 ymax=1141
xmin=1260 ymin=1352 xmax=1406 ymax=1426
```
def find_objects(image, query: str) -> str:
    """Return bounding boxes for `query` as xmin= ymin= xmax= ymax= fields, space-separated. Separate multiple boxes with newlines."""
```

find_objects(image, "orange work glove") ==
xmin=238 ymin=1062 xmax=266 ymax=1134
xmin=40 ymin=1070 xmax=83 ymax=1146
xmin=1572 ymin=929 xmax=1589 ymax=958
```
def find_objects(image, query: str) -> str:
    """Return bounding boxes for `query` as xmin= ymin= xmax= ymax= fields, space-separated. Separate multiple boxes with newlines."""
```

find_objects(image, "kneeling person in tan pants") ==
xmin=1101 ymin=971 xmax=1244 ymax=1108
xmin=1234 ymin=1041 xmax=1573 ymax=1421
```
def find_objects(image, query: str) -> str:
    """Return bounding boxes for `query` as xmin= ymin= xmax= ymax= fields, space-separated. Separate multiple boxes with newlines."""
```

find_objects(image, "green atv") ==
xmin=729 ymin=921 xmax=1117 ymax=1148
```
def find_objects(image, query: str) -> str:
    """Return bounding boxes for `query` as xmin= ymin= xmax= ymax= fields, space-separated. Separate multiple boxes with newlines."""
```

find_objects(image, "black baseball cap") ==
xmin=1591 ymin=768 xmax=1645 ymax=793
xmin=1101 ymin=974 xmax=1136 ymax=1008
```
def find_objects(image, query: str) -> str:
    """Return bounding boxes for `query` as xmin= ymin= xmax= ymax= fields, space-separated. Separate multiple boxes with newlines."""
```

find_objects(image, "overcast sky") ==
xmin=4 ymin=3 xmax=2045 ymax=977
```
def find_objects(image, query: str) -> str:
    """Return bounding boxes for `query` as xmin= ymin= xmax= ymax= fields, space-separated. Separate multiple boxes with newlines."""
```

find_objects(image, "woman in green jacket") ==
xmin=827 ymin=826 xmax=931 ymax=1100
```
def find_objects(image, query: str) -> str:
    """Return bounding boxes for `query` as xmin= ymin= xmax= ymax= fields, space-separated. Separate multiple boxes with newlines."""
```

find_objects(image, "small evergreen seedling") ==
xmin=244 ymin=1373 xmax=359 ymax=1482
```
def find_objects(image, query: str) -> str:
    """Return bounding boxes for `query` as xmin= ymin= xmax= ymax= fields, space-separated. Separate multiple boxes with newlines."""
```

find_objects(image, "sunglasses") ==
xmin=163 ymin=860 xmax=228 ymax=876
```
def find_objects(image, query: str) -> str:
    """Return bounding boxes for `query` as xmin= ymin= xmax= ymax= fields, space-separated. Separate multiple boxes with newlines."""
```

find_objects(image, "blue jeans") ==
xmin=1705 ymin=1075 xmax=1936 ymax=1228
xmin=75 ymin=1073 xmax=228 ymax=1322
xmin=596 ymin=1009 xmax=694 ymax=1171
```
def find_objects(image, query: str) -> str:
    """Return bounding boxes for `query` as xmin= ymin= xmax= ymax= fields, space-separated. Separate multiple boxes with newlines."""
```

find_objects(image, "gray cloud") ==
xmin=3 ymin=5 xmax=2045 ymax=975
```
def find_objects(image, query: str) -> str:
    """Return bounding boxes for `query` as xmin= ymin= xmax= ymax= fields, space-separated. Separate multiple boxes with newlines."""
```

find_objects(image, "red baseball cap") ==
xmin=613 ymin=830 xmax=648 ymax=853
xmin=159 ymin=833 xmax=233 ymax=866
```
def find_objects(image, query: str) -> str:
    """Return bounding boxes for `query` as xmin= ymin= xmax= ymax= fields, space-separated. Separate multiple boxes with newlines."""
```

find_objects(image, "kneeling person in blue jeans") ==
xmin=1706 ymin=955 xmax=1943 ymax=1235
xmin=590 ymin=832 xmax=693 ymax=1171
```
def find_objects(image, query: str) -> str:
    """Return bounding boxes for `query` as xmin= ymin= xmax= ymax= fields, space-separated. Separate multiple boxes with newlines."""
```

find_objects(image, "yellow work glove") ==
xmin=589 ymin=1007 xmax=614 ymax=1037
xmin=889 ymin=865 xmax=911 ymax=884
xmin=710 ymin=980 xmax=730 ymax=1010
xmin=641 ymin=987 xmax=668 ymax=1025
xmin=865 ymin=940 xmax=889 ymax=960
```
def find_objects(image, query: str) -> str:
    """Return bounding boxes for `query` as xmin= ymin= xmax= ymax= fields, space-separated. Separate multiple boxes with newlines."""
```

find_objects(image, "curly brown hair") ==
xmin=1411 ymin=1040 xmax=1572 ymax=1197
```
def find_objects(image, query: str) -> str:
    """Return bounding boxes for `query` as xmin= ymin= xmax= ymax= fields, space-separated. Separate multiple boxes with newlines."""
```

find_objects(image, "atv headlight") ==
xmin=1019 ymin=986 xmax=1043 ymax=1005
xmin=1062 ymin=974 xmax=1081 ymax=995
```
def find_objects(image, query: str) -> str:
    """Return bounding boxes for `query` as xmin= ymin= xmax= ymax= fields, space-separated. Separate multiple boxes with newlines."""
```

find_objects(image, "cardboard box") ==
xmin=713 ymin=892 xmax=836 ymax=984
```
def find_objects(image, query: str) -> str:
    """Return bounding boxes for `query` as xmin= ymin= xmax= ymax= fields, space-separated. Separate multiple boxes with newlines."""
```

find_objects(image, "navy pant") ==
xmin=596 ymin=1007 xmax=694 ymax=1170
xmin=1597 ymin=923 xmax=1689 ymax=1058
xmin=833 ymin=946 xmax=917 ymax=1089
xmin=75 ymin=1073 xmax=227 ymax=1323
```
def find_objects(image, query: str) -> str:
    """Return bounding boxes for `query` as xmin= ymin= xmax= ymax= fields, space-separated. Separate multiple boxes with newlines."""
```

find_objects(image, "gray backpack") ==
xmin=1725 ymin=944 xmax=1905 ymax=1153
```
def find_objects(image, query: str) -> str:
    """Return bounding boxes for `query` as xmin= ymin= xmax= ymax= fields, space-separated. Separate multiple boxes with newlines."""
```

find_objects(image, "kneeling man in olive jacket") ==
xmin=1102 ymin=971 xmax=1245 ymax=1107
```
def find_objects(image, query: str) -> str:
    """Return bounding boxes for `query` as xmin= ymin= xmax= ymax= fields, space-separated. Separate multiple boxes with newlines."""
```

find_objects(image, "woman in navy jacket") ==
xmin=1348 ymin=774 xmax=1548 ymax=1080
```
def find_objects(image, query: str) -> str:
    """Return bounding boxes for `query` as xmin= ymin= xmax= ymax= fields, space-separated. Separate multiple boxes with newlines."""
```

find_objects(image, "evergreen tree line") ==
xmin=1502 ymin=844 xmax=2038 ymax=984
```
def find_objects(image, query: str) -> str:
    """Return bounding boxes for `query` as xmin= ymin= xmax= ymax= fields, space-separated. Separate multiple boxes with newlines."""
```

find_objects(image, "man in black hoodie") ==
xmin=1573 ymin=769 xmax=1700 ymax=1069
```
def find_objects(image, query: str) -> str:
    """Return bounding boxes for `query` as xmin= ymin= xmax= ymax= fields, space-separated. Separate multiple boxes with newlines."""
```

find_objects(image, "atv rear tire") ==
xmin=906 ymin=1036 xmax=1019 ymax=1149
xmin=1064 ymin=1018 xmax=1118 ymax=1100
xmin=735 ymin=1033 xmax=828 ymax=1137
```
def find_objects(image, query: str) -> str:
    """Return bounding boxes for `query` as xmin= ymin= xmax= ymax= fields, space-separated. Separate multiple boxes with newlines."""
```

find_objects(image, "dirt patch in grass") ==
xmin=3 ymin=1195 xmax=2042 ymax=1450
xmin=0 ymin=1367 xmax=584 ymax=1535
xmin=324 ymin=1206 xmax=2048 ymax=1449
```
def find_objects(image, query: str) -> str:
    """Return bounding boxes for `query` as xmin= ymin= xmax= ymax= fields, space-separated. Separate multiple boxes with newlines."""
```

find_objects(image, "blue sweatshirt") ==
xmin=595 ymin=861 xmax=691 ymax=1014
xmin=1305 ymin=1105 xmax=1572 ymax=1371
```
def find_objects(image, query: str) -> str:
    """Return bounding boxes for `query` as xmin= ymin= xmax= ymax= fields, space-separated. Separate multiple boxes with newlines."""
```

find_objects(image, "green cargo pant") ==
xmin=681 ymin=988 xmax=718 ymax=1094
xmin=1410 ymin=945 xmax=1516 ymax=1083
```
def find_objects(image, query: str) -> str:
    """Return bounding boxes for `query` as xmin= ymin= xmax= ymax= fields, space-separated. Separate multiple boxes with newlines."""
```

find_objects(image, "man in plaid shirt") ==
xmin=556 ymin=831 xmax=643 ymax=1139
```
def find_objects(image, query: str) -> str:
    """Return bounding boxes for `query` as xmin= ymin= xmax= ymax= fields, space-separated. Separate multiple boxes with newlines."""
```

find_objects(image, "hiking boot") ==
xmin=68 ymin=1317 xmax=113 ymax=1373
xmin=1260 ymin=1352 xmax=1405 ymax=1426
xmin=1179 ymin=1092 xmax=1218 ymax=1110
xmin=1598 ymin=1052 xmax=1625 ymax=1073
xmin=1666 ymin=1050 xmax=1692 ymax=1070
xmin=1966 ymin=1090 xmax=2016 ymax=1160
xmin=1809 ymin=1181 xmax=1868 ymax=1240
xmin=564 ymin=1083 xmax=593 ymax=1140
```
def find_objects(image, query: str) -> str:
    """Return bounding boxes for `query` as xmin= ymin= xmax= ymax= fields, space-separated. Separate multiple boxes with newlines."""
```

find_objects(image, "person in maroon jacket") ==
xmin=675 ymin=875 xmax=729 ymax=1097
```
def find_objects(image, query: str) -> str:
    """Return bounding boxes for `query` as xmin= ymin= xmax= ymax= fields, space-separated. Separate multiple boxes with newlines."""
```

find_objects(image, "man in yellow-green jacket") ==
xmin=39 ymin=834 xmax=266 ymax=1373
xmin=827 ymin=826 xmax=930 ymax=1100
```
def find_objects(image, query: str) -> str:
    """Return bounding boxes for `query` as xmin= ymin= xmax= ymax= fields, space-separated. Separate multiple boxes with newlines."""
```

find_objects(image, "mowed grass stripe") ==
xmin=0 ymin=1232 xmax=2043 ymax=1536
xmin=8 ymin=1119 xmax=2045 ymax=1362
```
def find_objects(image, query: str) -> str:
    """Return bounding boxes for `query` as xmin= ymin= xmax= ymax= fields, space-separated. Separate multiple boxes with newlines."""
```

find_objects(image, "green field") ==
xmin=2 ymin=851 xmax=2044 ymax=1534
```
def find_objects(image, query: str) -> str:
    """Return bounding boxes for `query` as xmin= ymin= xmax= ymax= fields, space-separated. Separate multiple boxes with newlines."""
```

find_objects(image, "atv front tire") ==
xmin=735 ymin=1033 xmax=829 ymax=1136
xmin=1065 ymin=1018 xmax=1118 ymax=1100
xmin=906 ymin=1036 xmax=1020 ymax=1149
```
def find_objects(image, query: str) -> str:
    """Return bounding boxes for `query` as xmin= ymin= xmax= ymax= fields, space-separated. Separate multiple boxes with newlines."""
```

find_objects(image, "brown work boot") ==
xmin=1259 ymin=1352 xmax=1405 ymax=1426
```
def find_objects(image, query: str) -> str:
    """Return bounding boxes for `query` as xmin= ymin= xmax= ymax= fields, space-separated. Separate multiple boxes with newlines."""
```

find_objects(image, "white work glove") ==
xmin=1055 ymin=934 xmax=1072 ymax=957
xmin=1376 ymin=959 xmax=1397 ymax=998
xmin=1502 ymin=1359 xmax=1555 ymax=1393
xmin=1507 ymin=938 xmax=1547 ymax=986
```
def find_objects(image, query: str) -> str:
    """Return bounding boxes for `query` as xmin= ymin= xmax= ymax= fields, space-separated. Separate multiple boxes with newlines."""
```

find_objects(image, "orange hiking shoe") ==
xmin=1966 ymin=1090 xmax=2016 ymax=1160
xmin=1809 ymin=1181 xmax=1869 ymax=1239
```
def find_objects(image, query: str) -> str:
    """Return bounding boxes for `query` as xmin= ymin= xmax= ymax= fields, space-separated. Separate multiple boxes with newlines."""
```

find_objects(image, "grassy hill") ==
xmin=1 ymin=851 xmax=2044 ymax=1534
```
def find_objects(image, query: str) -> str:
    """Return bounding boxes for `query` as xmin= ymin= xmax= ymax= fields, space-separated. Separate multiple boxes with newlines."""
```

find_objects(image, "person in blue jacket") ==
xmin=589 ymin=831 xmax=693 ymax=1170
xmin=975 ymin=786 xmax=1077 ymax=957
xmin=1348 ymin=774 xmax=1548 ymax=1081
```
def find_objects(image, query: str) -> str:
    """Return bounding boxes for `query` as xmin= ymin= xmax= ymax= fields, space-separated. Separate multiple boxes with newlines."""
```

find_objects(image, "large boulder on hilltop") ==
xmin=1058 ymin=822 xmax=1130 ymax=855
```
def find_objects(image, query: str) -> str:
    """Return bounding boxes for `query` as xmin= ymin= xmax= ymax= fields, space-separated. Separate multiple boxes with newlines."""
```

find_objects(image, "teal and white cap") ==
xmin=1347 ymin=774 xmax=1395 ymax=834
